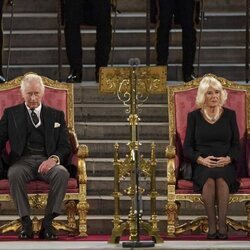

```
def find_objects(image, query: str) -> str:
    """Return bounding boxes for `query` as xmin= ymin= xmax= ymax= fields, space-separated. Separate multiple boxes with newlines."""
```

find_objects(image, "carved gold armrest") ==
xmin=165 ymin=144 xmax=177 ymax=185
xmin=247 ymin=128 xmax=250 ymax=139
xmin=69 ymin=129 xmax=88 ymax=184
xmin=77 ymin=144 xmax=88 ymax=185
xmin=69 ymin=129 xmax=79 ymax=154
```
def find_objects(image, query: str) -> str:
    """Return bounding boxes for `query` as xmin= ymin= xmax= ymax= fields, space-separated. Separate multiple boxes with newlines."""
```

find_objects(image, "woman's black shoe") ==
xmin=207 ymin=232 xmax=218 ymax=240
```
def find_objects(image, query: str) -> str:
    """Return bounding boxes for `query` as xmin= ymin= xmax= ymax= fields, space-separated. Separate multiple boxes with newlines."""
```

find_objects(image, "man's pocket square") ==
xmin=54 ymin=122 xmax=61 ymax=128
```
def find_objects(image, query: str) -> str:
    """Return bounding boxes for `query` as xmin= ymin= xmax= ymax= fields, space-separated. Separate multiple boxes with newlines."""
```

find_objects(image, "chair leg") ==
xmin=65 ymin=200 xmax=77 ymax=229
xmin=0 ymin=219 xmax=21 ymax=234
xmin=246 ymin=201 xmax=250 ymax=233
xmin=166 ymin=201 xmax=178 ymax=237
xmin=77 ymin=200 xmax=89 ymax=237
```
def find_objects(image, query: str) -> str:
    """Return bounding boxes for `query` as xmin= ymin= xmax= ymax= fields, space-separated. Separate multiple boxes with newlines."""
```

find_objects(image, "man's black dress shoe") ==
xmin=19 ymin=230 xmax=34 ymax=239
xmin=218 ymin=232 xmax=228 ymax=240
xmin=207 ymin=232 xmax=218 ymax=240
xmin=66 ymin=70 xmax=82 ymax=83
xmin=183 ymin=73 xmax=196 ymax=83
xmin=39 ymin=218 xmax=58 ymax=240
xmin=0 ymin=75 xmax=6 ymax=83
xmin=19 ymin=217 xmax=33 ymax=239
xmin=39 ymin=226 xmax=58 ymax=240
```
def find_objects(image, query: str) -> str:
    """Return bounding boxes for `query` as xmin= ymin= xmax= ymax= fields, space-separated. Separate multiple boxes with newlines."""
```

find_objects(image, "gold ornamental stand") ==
xmin=99 ymin=62 xmax=166 ymax=246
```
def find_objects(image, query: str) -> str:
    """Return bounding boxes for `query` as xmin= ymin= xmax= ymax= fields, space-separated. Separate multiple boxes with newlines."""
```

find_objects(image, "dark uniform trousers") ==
xmin=8 ymin=155 xmax=69 ymax=218
xmin=156 ymin=0 xmax=196 ymax=78
xmin=0 ymin=0 xmax=4 ymax=76
xmin=64 ymin=0 xmax=111 ymax=77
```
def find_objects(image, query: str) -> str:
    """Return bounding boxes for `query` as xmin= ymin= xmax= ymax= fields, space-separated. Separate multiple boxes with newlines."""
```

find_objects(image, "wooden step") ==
xmin=75 ymin=122 xmax=168 ymax=140
xmin=74 ymin=86 xmax=167 ymax=104
xmin=3 ymin=12 xmax=247 ymax=30
xmin=78 ymin=140 xmax=168 ymax=158
xmin=3 ymin=63 xmax=247 ymax=82
xmin=3 ymin=29 xmax=246 ymax=48
xmin=85 ymin=158 xmax=166 ymax=177
xmin=75 ymin=104 xmax=168 ymax=123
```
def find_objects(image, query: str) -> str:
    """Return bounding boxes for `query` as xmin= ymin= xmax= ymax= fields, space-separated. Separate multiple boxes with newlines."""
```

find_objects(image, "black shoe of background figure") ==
xmin=66 ymin=70 xmax=82 ymax=83
xmin=39 ymin=219 xmax=58 ymax=240
xmin=0 ymin=75 xmax=6 ymax=83
xmin=183 ymin=73 xmax=196 ymax=83
xmin=19 ymin=217 xmax=34 ymax=239
xmin=95 ymin=70 xmax=99 ymax=83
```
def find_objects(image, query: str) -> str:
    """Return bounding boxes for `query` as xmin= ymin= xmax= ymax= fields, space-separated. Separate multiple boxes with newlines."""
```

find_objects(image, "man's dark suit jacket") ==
xmin=0 ymin=103 xmax=71 ymax=166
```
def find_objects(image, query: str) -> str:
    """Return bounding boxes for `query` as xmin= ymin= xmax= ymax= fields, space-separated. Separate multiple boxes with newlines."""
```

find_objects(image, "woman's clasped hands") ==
xmin=197 ymin=156 xmax=231 ymax=168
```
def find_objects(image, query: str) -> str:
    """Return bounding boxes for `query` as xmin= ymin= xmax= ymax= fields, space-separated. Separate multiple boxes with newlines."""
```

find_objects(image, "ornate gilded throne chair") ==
xmin=0 ymin=74 xmax=89 ymax=236
xmin=166 ymin=74 xmax=250 ymax=236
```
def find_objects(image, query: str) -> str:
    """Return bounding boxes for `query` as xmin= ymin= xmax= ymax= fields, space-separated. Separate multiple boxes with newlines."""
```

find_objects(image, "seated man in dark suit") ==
xmin=0 ymin=73 xmax=71 ymax=239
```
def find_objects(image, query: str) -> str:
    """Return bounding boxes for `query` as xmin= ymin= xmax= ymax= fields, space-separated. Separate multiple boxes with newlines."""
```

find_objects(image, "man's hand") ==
xmin=38 ymin=158 xmax=57 ymax=174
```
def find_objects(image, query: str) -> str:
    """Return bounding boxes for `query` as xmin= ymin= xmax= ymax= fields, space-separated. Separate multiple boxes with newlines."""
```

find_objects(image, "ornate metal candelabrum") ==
xmin=100 ymin=61 xmax=166 ymax=245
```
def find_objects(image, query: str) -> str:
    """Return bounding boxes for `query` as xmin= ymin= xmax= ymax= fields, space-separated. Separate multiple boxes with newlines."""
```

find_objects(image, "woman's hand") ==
xmin=197 ymin=156 xmax=231 ymax=168
xmin=197 ymin=156 xmax=217 ymax=168
xmin=215 ymin=156 xmax=231 ymax=167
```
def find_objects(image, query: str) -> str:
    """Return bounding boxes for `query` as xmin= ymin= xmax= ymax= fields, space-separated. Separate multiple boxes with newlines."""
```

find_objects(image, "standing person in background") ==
xmin=153 ymin=0 xmax=197 ymax=82
xmin=0 ymin=0 xmax=6 ymax=83
xmin=63 ymin=0 xmax=112 ymax=83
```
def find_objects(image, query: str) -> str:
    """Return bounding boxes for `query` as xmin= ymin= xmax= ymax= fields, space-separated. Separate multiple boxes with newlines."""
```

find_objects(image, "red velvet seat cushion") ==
xmin=238 ymin=177 xmax=250 ymax=190
xmin=176 ymin=177 xmax=250 ymax=194
xmin=0 ymin=178 xmax=78 ymax=194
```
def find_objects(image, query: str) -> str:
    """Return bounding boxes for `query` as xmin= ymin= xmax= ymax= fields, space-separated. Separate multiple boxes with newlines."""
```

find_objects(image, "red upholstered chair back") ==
xmin=0 ymin=76 xmax=73 ymax=127
xmin=168 ymin=75 xmax=249 ymax=178
xmin=0 ymin=75 xmax=74 ymax=157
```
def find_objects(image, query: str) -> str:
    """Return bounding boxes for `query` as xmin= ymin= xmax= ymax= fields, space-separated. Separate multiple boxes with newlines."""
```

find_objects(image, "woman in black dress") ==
xmin=183 ymin=76 xmax=240 ymax=240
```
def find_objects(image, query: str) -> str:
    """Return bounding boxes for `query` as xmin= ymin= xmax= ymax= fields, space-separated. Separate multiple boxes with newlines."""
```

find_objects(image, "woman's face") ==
xmin=204 ymin=86 xmax=221 ymax=108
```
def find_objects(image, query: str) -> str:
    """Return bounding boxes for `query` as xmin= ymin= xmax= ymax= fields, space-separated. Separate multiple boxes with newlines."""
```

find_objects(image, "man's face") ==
xmin=21 ymin=80 xmax=44 ymax=109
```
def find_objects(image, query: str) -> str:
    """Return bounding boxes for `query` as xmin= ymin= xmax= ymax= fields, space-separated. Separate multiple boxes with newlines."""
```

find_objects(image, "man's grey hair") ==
xmin=20 ymin=73 xmax=45 ymax=94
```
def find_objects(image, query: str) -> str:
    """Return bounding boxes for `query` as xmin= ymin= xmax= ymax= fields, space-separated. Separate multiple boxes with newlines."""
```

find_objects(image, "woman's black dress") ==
xmin=183 ymin=107 xmax=240 ymax=193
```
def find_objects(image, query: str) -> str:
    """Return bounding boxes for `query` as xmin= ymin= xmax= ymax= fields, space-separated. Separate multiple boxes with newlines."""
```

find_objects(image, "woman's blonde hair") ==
xmin=195 ymin=76 xmax=227 ymax=108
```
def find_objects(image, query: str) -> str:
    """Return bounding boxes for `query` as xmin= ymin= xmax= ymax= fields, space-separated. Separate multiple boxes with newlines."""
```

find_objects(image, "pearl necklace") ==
xmin=203 ymin=107 xmax=221 ymax=122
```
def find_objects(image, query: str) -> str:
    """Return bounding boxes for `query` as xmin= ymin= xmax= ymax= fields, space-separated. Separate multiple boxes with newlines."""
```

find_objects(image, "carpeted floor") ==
xmin=0 ymin=234 xmax=249 ymax=241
